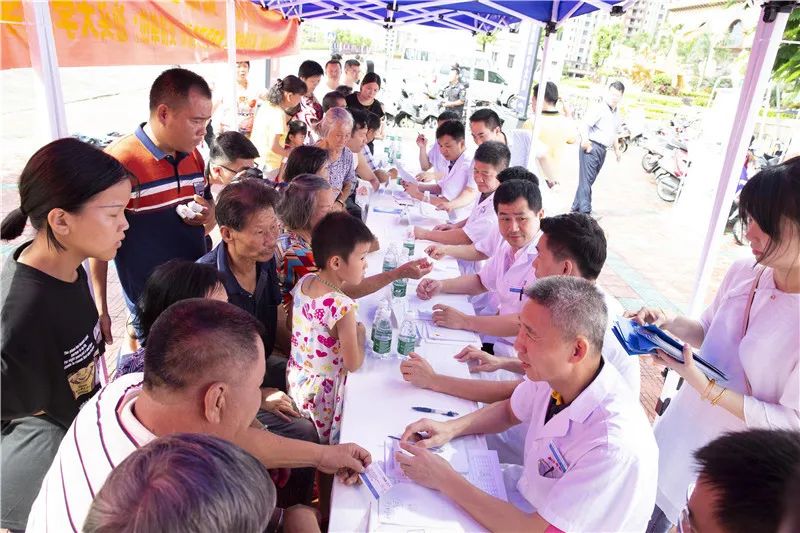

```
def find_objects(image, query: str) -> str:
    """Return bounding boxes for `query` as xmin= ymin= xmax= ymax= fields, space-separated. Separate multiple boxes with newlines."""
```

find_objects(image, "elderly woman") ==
xmin=275 ymin=175 xmax=433 ymax=306
xmin=315 ymin=107 xmax=357 ymax=211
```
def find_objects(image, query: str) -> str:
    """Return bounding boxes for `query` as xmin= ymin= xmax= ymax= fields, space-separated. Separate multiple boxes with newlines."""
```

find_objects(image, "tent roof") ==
xmin=254 ymin=0 xmax=631 ymax=33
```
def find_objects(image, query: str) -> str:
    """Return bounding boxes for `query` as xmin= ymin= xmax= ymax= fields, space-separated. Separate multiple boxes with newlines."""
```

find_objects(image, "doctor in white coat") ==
xmin=396 ymin=276 xmax=658 ymax=533
xmin=630 ymin=158 xmax=800 ymax=533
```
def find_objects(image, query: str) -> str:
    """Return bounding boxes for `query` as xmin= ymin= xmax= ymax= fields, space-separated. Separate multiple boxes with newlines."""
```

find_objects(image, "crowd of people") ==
xmin=1 ymin=60 xmax=799 ymax=533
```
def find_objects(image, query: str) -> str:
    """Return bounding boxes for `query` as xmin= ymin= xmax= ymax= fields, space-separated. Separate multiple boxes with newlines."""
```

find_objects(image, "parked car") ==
xmin=432 ymin=63 xmax=517 ymax=108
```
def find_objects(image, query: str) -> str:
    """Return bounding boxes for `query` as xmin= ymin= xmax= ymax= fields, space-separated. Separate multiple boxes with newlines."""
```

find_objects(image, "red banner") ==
xmin=0 ymin=1 xmax=298 ymax=70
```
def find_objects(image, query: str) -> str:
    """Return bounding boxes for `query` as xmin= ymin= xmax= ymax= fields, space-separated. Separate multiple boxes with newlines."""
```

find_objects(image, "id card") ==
xmin=360 ymin=463 xmax=394 ymax=500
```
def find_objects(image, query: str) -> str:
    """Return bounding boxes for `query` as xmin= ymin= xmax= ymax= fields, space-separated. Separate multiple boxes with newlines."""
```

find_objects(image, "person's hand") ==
xmin=429 ymin=196 xmax=448 ymax=209
xmin=416 ymin=171 xmax=434 ymax=183
xmin=356 ymin=322 xmax=367 ymax=346
xmin=98 ymin=313 xmax=113 ymax=344
xmin=403 ymin=181 xmax=422 ymax=200
xmin=388 ymin=168 xmax=398 ymax=180
xmin=581 ymin=140 xmax=593 ymax=153
xmin=425 ymin=244 xmax=447 ymax=260
xmin=416 ymin=278 xmax=442 ymax=300
xmin=394 ymin=441 xmax=457 ymax=491
xmin=398 ymin=258 xmax=434 ymax=279
xmin=400 ymin=353 xmax=437 ymax=390
xmin=183 ymin=195 xmax=214 ymax=226
xmin=651 ymin=343 xmax=707 ymax=390
xmin=318 ymin=442 xmax=371 ymax=485
xmin=454 ymin=345 xmax=504 ymax=373
xmin=283 ymin=505 xmax=322 ymax=533
xmin=331 ymin=199 xmax=346 ymax=212
xmin=400 ymin=418 xmax=456 ymax=449
xmin=625 ymin=306 xmax=670 ymax=328
xmin=434 ymin=200 xmax=452 ymax=212
xmin=432 ymin=304 xmax=471 ymax=331
xmin=416 ymin=133 xmax=427 ymax=148
xmin=413 ymin=226 xmax=429 ymax=240
xmin=262 ymin=388 xmax=301 ymax=422
xmin=432 ymin=223 xmax=454 ymax=231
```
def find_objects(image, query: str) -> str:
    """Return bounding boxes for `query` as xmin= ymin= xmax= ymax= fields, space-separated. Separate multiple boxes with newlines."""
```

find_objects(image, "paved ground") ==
xmin=1 ymin=65 xmax=753 ymax=422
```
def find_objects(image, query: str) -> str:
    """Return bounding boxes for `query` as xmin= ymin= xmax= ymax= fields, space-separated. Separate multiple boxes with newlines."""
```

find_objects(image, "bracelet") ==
xmin=701 ymin=378 xmax=716 ymax=401
xmin=335 ymin=198 xmax=345 ymax=206
xmin=711 ymin=388 xmax=728 ymax=406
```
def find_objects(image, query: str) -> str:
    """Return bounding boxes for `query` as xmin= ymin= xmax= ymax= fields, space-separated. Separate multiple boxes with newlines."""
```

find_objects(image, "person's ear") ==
xmin=156 ymin=103 xmax=170 ymax=125
xmin=571 ymin=336 xmax=590 ymax=364
xmin=47 ymin=208 xmax=70 ymax=239
xmin=203 ymin=382 xmax=227 ymax=424
xmin=562 ymin=260 xmax=574 ymax=277
xmin=329 ymin=255 xmax=342 ymax=271
xmin=220 ymin=226 xmax=234 ymax=244
xmin=209 ymin=164 xmax=223 ymax=185
xmin=537 ymin=208 xmax=545 ymax=220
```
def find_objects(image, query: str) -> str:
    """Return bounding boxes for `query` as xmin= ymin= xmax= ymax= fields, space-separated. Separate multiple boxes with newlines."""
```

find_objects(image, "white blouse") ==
xmin=653 ymin=258 xmax=800 ymax=521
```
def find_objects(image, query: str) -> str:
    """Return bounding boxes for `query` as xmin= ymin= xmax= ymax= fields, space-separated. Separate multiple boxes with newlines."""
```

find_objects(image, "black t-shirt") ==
xmin=1 ymin=242 xmax=105 ymax=429
xmin=346 ymin=93 xmax=385 ymax=154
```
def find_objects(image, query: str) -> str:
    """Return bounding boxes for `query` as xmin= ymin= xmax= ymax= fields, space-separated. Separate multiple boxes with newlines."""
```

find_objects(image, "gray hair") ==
xmin=320 ymin=106 xmax=353 ymax=137
xmin=525 ymin=276 xmax=607 ymax=354
xmin=83 ymin=433 xmax=276 ymax=533
xmin=278 ymin=174 xmax=332 ymax=231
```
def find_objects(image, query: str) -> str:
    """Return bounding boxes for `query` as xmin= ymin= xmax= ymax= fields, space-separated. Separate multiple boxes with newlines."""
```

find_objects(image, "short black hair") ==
xmin=134 ymin=260 xmax=225 ymax=344
xmin=739 ymin=156 xmax=800 ymax=265
xmin=287 ymin=120 xmax=308 ymax=138
xmin=216 ymin=178 xmax=279 ymax=232
xmin=335 ymin=85 xmax=354 ymax=97
xmin=474 ymin=141 xmax=510 ymax=170
xmin=533 ymin=81 xmax=559 ymax=105
xmin=209 ymin=131 xmax=259 ymax=165
xmin=149 ymin=68 xmax=211 ymax=113
xmin=493 ymin=179 xmax=542 ymax=213
xmin=365 ymin=111 xmax=382 ymax=132
xmin=345 ymin=59 xmax=361 ymax=69
xmin=497 ymin=166 xmax=540 ymax=187
xmin=783 ymin=464 xmax=800 ymax=532
xmin=325 ymin=58 xmax=341 ymax=68
xmin=236 ymin=61 xmax=250 ymax=68
xmin=469 ymin=108 xmax=503 ymax=130
xmin=438 ymin=110 xmax=461 ymax=123
xmin=144 ymin=299 xmax=265 ymax=391
xmin=540 ymin=213 xmax=607 ymax=280
xmin=361 ymin=72 xmax=381 ymax=88
xmin=435 ymin=119 xmax=465 ymax=142
xmin=694 ymin=429 xmax=800 ymax=533
xmin=298 ymin=60 xmax=324 ymax=79
xmin=322 ymin=91 xmax=346 ymax=113
xmin=349 ymin=108 xmax=369 ymax=133
xmin=609 ymin=80 xmax=625 ymax=93
xmin=311 ymin=211 xmax=374 ymax=269
xmin=283 ymin=146 xmax=329 ymax=183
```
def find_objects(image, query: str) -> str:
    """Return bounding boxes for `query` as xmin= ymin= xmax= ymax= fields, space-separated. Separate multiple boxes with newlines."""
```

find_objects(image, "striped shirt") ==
xmin=106 ymin=125 xmax=210 ymax=304
xmin=26 ymin=373 xmax=154 ymax=532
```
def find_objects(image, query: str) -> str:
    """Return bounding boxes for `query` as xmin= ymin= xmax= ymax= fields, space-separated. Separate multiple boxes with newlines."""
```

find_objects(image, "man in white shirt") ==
xmin=572 ymin=81 xmax=624 ymax=214
xmin=342 ymin=59 xmax=361 ymax=89
xmin=416 ymin=179 xmax=543 ymax=357
xmin=416 ymin=110 xmax=461 ymax=181
xmin=396 ymin=276 xmax=658 ymax=533
xmin=403 ymin=120 xmax=478 ymax=221
xmin=314 ymin=58 xmax=342 ymax=103
xmin=469 ymin=108 xmax=529 ymax=168
xmin=26 ymin=300 xmax=370 ymax=532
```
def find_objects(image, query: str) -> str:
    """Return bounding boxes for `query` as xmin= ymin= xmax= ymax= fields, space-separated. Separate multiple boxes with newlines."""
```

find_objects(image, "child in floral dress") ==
xmin=287 ymin=212 xmax=373 ymax=443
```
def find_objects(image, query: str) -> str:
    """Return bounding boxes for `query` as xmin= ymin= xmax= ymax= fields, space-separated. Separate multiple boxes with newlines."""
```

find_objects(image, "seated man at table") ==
xmin=469 ymin=108 xmax=529 ymax=168
xmin=401 ymin=213 xmax=641 ymax=462
xmin=347 ymin=108 xmax=381 ymax=192
xmin=416 ymin=179 xmax=543 ymax=358
xmin=412 ymin=141 xmax=510 ymax=277
xmin=26 ymin=299 xmax=371 ymax=531
xmin=396 ymin=276 xmax=658 ymax=533
xmin=416 ymin=110 xmax=462 ymax=182
xmin=403 ymin=120 xmax=478 ymax=220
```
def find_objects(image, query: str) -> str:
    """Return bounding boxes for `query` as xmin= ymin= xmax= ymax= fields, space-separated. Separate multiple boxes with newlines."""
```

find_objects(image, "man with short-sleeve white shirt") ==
xmin=395 ymin=276 xmax=657 ymax=533
xmin=416 ymin=179 xmax=543 ymax=356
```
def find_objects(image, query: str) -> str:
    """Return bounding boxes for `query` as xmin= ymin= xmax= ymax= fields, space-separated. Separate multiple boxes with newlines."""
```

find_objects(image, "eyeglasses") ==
xmin=677 ymin=483 xmax=697 ymax=533
xmin=230 ymin=167 xmax=264 ymax=182
xmin=219 ymin=162 xmax=259 ymax=175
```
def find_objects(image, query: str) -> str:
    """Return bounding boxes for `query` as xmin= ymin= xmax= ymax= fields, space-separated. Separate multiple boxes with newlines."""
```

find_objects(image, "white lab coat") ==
xmin=509 ymin=362 xmax=658 ymax=532
xmin=438 ymin=151 xmax=477 ymax=221
xmin=427 ymin=143 xmax=449 ymax=176
xmin=457 ymin=192 xmax=500 ymax=315
xmin=653 ymin=258 xmax=800 ymax=521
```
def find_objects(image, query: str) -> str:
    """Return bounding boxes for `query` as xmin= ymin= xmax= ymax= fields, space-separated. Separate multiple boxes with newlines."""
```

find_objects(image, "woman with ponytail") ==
xmin=251 ymin=75 xmax=307 ymax=178
xmin=1 ymin=137 xmax=132 ymax=531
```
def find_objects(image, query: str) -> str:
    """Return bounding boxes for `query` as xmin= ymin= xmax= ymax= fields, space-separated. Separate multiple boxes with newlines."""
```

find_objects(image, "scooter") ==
xmin=654 ymin=139 xmax=690 ymax=203
xmin=393 ymin=79 xmax=440 ymax=129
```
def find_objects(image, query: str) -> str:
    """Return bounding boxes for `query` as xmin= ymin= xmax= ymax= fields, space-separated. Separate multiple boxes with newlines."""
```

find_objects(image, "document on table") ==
xmin=421 ymin=321 xmax=479 ymax=343
xmin=385 ymin=437 xmax=470 ymax=482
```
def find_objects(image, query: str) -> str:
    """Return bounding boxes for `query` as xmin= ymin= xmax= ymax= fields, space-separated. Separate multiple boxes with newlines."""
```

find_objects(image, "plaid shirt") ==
xmin=362 ymin=145 xmax=379 ymax=172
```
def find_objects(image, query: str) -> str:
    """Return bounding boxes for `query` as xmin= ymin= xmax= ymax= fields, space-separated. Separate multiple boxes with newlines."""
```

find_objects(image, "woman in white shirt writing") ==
xmin=632 ymin=157 xmax=800 ymax=533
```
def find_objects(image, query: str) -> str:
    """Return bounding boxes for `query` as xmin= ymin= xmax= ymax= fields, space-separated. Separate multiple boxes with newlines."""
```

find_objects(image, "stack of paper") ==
xmin=421 ymin=321 xmax=479 ymax=343
xmin=612 ymin=318 xmax=727 ymax=381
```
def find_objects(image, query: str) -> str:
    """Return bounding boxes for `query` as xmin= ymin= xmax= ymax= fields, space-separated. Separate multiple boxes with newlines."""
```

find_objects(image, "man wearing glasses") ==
xmin=207 ymin=131 xmax=262 ymax=196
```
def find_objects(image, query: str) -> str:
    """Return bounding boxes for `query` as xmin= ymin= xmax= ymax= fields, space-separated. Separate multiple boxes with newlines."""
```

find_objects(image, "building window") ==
xmin=491 ymin=51 xmax=498 ymax=62
xmin=507 ymin=54 xmax=515 ymax=68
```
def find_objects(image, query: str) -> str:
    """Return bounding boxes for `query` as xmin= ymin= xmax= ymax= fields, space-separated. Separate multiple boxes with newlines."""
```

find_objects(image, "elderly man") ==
xmin=396 ymin=276 xmax=657 ymax=532
xmin=26 ymin=300 xmax=370 ymax=532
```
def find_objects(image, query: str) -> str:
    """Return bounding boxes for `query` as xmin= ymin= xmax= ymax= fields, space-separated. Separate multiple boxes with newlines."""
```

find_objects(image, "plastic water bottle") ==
xmin=403 ymin=227 xmax=416 ymax=256
xmin=383 ymin=243 xmax=399 ymax=273
xmin=370 ymin=300 xmax=389 ymax=345
xmin=392 ymin=248 xmax=412 ymax=298
xmin=396 ymin=310 xmax=417 ymax=359
xmin=371 ymin=305 xmax=393 ymax=359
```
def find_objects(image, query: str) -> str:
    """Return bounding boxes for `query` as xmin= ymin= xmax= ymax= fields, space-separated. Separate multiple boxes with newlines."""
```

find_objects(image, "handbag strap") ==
xmin=739 ymin=266 xmax=766 ymax=395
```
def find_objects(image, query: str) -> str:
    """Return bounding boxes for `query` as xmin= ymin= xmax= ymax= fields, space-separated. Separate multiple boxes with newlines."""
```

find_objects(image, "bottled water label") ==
xmin=403 ymin=241 xmax=415 ymax=255
xmin=397 ymin=336 xmax=415 ymax=357
xmin=373 ymin=335 xmax=391 ymax=355
xmin=392 ymin=278 xmax=407 ymax=297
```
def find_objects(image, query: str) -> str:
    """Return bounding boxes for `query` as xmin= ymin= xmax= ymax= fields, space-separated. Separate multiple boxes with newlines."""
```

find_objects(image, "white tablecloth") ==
xmin=328 ymin=188 xmax=495 ymax=533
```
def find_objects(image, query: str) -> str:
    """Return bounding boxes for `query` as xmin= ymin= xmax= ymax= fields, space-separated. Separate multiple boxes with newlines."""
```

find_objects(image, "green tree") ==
xmin=476 ymin=32 xmax=497 ymax=52
xmin=591 ymin=23 xmax=623 ymax=68
xmin=624 ymin=31 xmax=651 ymax=51
xmin=773 ymin=8 xmax=800 ymax=87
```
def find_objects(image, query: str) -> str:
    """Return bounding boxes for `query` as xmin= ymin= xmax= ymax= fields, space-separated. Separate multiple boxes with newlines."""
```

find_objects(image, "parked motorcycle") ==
xmin=654 ymin=139 xmax=690 ymax=203
xmin=393 ymin=79 xmax=440 ymax=129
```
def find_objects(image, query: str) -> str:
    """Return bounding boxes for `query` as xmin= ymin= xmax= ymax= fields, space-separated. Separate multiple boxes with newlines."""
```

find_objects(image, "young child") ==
xmin=275 ymin=121 xmax=308 ymax=183
xmin=287 ymin=211 xmax=371 ymax=444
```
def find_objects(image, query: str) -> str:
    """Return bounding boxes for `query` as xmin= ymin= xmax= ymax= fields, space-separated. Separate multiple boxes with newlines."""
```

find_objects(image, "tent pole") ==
xmin=226 ymin=0 xmax=239 ymax=133
xmin=22 ymin=0 xmax=67 ymax=142
xmin=687 ymin=1 xmax=793 ymax=316
xmin=526 ymin=22 xmax=555 ymax=170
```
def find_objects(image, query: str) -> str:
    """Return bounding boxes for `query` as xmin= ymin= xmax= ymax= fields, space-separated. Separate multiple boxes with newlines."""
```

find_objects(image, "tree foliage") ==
xmin=773 ymin=8 xmax=800 ymax=87
xmin=592 ymin=23 xmax=623 ymax=68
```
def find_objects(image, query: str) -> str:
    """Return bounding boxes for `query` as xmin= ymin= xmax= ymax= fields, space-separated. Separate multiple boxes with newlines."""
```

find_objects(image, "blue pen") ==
xmin=412 ymin=406 xmax=459 ymax=417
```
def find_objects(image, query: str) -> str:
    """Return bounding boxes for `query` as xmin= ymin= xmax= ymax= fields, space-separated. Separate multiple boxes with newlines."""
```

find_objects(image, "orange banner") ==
xmin=0 ymin=1 xmax=298 ymax=70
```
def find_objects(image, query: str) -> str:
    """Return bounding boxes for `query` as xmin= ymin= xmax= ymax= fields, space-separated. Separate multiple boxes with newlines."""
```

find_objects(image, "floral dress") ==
xmin=287 ymin=274 xmax=357 ymax=444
